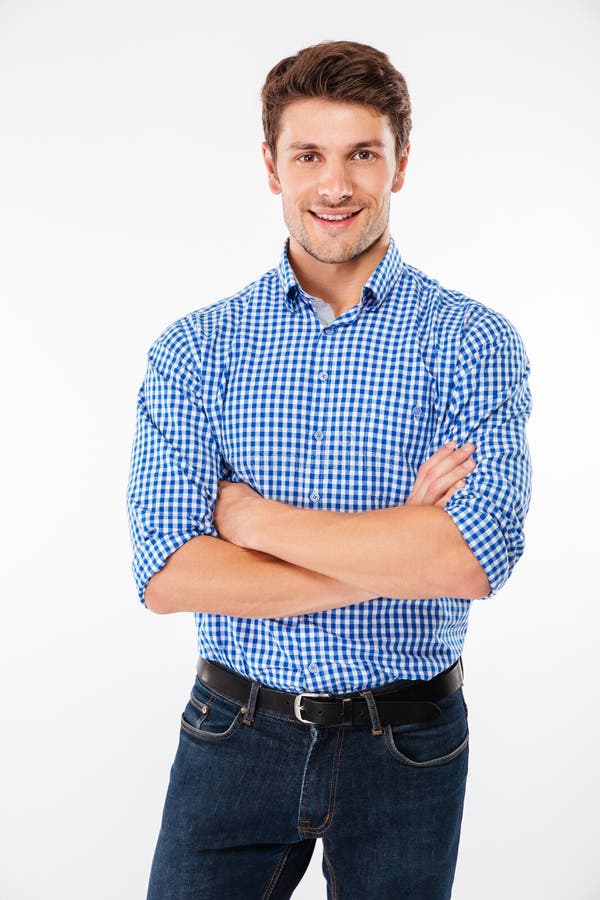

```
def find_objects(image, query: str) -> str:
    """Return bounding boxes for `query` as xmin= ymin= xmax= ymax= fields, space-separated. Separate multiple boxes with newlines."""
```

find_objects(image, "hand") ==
xmin=213 ymin=479 xmax=268 ymax=548
xmin=405 ymin=441 xmax=476 ymax=508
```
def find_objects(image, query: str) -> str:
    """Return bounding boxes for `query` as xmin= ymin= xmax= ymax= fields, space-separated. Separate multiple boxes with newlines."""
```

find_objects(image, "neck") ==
xmin=287 ymin=228 xmax=390 ymax=317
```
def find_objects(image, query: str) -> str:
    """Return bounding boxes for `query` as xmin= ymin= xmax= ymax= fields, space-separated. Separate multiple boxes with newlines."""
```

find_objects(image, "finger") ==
xmin=426 ymin=442 xmax=475 ymax=479
xmin=411 ymin=444 xmax=476 ymax=503
xmin=407 ymin=443 xmax=458 ymax=503
xmin=411 ymin=443 xmax=475 ymax=501
xmin=416 ymin=441 xmax=459 ymax=477
xmin=410 ymin=456 xmax=476 ymax=506
xmin=434 ymin=479 xmax=466 ymax=508
xmin=428 ymin=457 xmax=477 ymax=498
xmin=413 ymin=442 xmax=474 ymax=490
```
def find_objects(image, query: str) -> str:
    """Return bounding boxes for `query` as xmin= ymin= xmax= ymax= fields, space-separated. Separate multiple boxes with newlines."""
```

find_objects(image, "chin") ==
xmin=315 ymin=233 xmax=381 ymax=265
xmin=318 ymin=248 xmax=364 ymax=265
xmin=301 ymin=244 xmax=360 ymax=265
xmin=291 ymin=231 xmax=368 ymax=265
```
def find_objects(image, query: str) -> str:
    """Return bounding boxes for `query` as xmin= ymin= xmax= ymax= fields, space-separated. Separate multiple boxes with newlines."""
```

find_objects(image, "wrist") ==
xmin=249 ymin=497 xmax=287 ymax=553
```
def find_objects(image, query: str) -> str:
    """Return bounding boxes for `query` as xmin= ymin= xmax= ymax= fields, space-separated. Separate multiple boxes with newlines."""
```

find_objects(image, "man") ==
xmin=127 ymin=40 xmax=532 ymax=900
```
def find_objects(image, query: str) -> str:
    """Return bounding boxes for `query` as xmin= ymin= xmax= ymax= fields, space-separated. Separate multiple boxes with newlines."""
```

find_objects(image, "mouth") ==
xmin=308 ymin=209 xmax=363 ymax=231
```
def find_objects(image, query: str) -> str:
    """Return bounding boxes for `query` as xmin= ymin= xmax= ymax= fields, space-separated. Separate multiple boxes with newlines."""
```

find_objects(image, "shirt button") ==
xmin=412 ymin=405 xmax=423 ymax=418
xmin=309 ymin=490 xmax=320 ymax=502
xmin=314 ymin=430 xmax=323 ymax=440
xmin=307 ymin=662 xmax=318 ymax=674
xmin=319 ymin=371 xmax=328 ymax=381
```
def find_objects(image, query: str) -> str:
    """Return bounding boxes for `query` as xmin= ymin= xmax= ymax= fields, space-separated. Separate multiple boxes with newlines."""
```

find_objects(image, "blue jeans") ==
xmin=147 ymin=660 xmax=469 ymax=899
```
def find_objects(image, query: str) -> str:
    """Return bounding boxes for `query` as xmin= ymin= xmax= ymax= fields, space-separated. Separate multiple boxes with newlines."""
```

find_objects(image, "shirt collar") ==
xmin=276 ymin=236 xmax=404 ymax=313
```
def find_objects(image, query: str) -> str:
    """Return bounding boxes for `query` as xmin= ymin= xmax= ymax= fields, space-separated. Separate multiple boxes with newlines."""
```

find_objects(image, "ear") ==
xmin=262 ymin=142 xmax=282 ymax=196
xmin=391 ymin=144 xmax=410 ymax=194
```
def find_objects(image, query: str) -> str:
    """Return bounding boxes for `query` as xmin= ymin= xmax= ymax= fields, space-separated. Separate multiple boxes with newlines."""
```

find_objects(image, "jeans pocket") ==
xmin=180 ymin=676 xmax=245 ymax=743
xmin=382 ymin=688 xmax=469 ymax=768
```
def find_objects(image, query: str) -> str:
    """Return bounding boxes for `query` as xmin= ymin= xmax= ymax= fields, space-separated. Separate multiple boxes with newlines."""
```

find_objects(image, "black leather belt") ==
xmin=196 ymin=656 xmax=464 ymax=727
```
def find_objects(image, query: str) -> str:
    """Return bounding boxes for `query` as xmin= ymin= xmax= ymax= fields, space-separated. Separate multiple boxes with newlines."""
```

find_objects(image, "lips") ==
xmin=309 ymin=209 xmax=362 ymax=230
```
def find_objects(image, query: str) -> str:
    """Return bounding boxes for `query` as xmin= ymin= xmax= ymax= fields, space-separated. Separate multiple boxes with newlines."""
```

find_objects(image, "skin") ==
xmin=262 ymin=98 xmax=409 ymax=317
xmin=215 ymin=440 xmax=477 ymax=550
xmin=213 ymin=442 xmax=487 ymax=603
xmin=147 ymin=441 xmax=481 ymax=615
xmin=145 ymin=98 xmax=489 ymax=613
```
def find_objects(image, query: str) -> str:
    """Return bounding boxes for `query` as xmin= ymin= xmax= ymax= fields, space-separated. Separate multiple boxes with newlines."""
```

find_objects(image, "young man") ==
xmin=127 ymin=41 xmax=532 ymax=900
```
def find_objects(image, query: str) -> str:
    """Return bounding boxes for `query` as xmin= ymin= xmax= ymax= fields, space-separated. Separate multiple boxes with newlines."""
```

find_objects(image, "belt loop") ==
xmin=360 ymin=689 xmax=383 ymax=735
xmin=241 ymin=680 xmax=260 ymax=725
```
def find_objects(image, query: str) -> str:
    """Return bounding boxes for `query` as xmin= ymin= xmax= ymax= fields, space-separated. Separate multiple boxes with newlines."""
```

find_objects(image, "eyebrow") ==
xmin=286 ymin=140 xmax=386 ymax=152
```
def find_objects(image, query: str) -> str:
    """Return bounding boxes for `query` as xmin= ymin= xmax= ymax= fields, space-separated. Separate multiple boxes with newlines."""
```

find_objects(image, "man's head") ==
xmin=260 ymin=41 xmax=412 ymax=267
xmin=261 ymin=41 xmax=412 ymax=168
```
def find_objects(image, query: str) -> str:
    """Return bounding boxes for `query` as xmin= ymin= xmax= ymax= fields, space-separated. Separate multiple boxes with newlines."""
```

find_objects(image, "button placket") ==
xmin=304 ymin=328 xmax=333 ymax=509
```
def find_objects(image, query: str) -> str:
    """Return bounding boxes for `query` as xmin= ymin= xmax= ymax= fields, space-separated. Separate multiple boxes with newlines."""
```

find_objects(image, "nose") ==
xmin=317 ymin=159 xmax=352 ymax=203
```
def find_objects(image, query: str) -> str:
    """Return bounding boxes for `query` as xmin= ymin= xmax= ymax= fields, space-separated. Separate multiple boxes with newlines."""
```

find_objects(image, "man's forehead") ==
xmin=277 ymin=99 xmax=394 ymax=149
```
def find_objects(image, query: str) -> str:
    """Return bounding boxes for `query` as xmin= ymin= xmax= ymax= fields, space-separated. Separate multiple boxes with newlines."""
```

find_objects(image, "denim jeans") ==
xmin=146 ymin=659 xmax=469 ymax=900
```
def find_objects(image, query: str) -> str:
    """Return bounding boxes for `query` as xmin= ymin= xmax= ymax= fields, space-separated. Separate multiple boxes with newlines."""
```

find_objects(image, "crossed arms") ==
xmin=128 ymin=312 xmax=532 ymax=619
xmin=144 ymin=442 xmax=490 ymax=616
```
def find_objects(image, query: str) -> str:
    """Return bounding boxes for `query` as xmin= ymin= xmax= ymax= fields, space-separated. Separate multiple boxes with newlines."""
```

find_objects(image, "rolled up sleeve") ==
xmin=438 ymin=312 xmax=533 ymax=597
xmin=125 ymin=329 xmax=221 ymax=606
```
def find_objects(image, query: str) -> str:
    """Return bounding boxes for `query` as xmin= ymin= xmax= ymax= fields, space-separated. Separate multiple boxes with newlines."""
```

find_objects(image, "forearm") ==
xmin=251 ymin=502 xmax=491 ymax=600
xmin=144 ymin=534 xmax=378 ymax=616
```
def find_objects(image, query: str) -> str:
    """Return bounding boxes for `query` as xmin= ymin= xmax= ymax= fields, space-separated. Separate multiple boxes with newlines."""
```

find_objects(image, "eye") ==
xmin=353 ymin=150 xmax=375 ymax=160
xmin=298 ymin=153 xmax=318 ymax=163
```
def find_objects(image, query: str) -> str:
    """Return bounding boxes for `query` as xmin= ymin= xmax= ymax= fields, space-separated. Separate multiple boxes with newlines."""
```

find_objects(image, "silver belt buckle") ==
xmin=294 ymin=692 xmax=331 ymax=724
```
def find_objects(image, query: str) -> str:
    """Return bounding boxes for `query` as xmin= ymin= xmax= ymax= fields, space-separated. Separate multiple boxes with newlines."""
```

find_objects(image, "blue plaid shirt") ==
xmin=126 ymin=237 xmax=532 ymax=691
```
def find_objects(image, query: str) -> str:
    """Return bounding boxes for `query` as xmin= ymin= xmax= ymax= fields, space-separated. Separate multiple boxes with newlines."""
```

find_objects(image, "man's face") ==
xmin=262 ymin=98 xmax=409 ymax=265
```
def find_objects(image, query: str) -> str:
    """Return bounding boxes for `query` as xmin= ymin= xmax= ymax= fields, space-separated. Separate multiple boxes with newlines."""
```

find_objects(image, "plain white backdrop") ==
xmin=1 ymin=1 xmax=598 ymax=897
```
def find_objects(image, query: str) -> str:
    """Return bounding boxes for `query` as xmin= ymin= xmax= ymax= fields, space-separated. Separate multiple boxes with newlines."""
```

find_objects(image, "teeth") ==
xmin=315 ymin=212 xmax=356 ymax=221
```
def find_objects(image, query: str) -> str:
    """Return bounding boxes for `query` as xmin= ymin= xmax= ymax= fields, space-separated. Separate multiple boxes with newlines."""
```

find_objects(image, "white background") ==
xmin=1 ymin=1 xmax=598 ymax=897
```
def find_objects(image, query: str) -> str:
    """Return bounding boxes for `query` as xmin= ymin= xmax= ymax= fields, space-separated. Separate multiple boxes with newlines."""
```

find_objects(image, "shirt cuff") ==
xmin=443 ymin=491 xmax=510 ymax=598
xmin=133 ymin=527 xmax=217 ymax=606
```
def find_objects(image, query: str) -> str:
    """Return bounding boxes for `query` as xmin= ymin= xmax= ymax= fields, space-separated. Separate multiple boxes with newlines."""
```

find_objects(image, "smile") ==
xmin=309 ymin=209 xmax=362 ymax=229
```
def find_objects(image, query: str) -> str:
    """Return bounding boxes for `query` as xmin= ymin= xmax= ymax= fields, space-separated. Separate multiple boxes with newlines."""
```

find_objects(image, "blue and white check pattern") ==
xmin=126 ymin=237 xmax=532 ymax=691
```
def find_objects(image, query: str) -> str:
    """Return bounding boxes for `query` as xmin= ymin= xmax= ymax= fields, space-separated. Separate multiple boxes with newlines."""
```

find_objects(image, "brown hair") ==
xmin=261 ymin=40 xmax=412 ymax=164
